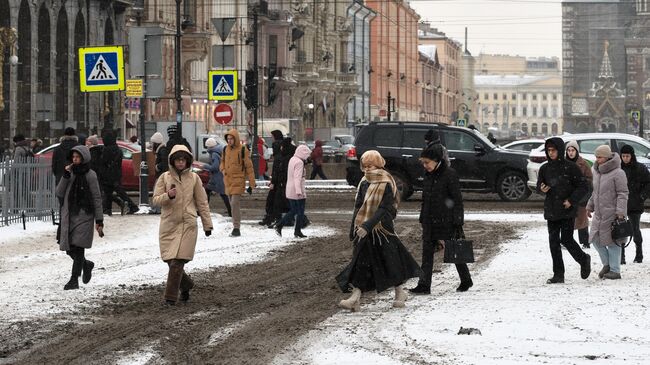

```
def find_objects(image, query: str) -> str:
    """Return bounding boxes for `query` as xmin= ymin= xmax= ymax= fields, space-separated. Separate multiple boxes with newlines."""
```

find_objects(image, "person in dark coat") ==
xmin=56 ymin=145 xmax=103 ymax=290
xmin=149 ymin=132 xmax=168 ymax=215
xmin=620 ymin=144 xmax=650 ymax=263
xmin=258 ymin=130 xmax=285 ymax=226
xmin=203 ymin=138 xmax=231 ymax=216
xmin=101 ymin=131 xmax=138 ymax=215
xmin=12 ymin=134 xmax=31 ymax=159
xmin=52 ymin=128 xmax=80 ymax=185
xmin=410 ymin=144 xmax=472 ymax=294
xmin=268 ymin=138 xmax=295 ymax=227
xmin=166 ymin=124 xmax=192 ymax=153
xmin=565 ymin=140 xmax=593 ymax=248
xmin=336 ymin=150 xmax=421 ymax=311
xmin=537 ymin=137 xmax=591 ymax=284
xmin=309 ymin=140 xmax=328 ymax=180
xmin=423 ymin=129 xmax=450 ymax=167
xmin=30 ymin=138 xmax=43 ymax=154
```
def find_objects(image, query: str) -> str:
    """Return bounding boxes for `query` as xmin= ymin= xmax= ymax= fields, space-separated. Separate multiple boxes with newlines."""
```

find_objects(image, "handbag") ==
xmin=443 ymin=226 xmax=475 ymax=264
xmin=612 ymin=217 xmax=633 ymax=247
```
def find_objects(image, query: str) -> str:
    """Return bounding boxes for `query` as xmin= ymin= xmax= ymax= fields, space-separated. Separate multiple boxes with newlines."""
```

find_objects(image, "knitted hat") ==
xmin=360 ymin=150 xmax=386 ymax=169
xmin=565 ymin=140 xmax=579 ymax=153
xmin=150 ymin=132 xmax=164 ymax=144
xmin=421 ymin=144 xmax=444 ymax=162
xmin=620 ymin=144 xmax=635 ymax=156
xmin=205 ymin=137 xmax=218 ymax=148
xmin=12 ymin=134 xmax=25 ymax=143
xmin=64 ymin=127 xmax=76 ymax=136
xmin=167 ymin=124 xmax=178 ymax=137
xmin=594 ymin=144 xmax=612 ymax=158
xmin=87 ymin=135 xmax=99 ymax=146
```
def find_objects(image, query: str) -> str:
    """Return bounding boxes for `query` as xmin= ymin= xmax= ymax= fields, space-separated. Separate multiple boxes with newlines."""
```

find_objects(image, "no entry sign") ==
xmin=213 ymin=103 xmax=234 ymax=125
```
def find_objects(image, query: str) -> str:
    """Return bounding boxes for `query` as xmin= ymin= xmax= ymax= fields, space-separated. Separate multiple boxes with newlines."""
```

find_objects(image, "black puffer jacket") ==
xmin=52 ymin=135 xmax=80 ymax=184
xmin=621 ymin=147 xmax=650 ymax=214
xmin=419 ymin=162 xmax=464 ymax=239
xmin=89 ymin=145 xmax=105 ymax=180
xmin=100 ymin=132 xmax=122 ymax=184
xmin=537 ymin=137 xmax=588 ymax=221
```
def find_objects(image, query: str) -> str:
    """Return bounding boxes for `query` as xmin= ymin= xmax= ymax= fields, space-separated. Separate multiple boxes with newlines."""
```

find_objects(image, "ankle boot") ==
xmin=82 ymin=260 xmax=94 ymax=284
xmin=64 ymin=276 xmax=79 ymax=290
xmin=393 ymin=285 xmax=408 ymax=308
xmin=621 ymin=247 xmax=626 ymax=265
xmin=339 ymin=288 xmax=361 ymax=312
xmin=634 ymin=243 xmax=643 ymax=263
xmin=598 ymin=265 xmax=610 ymax=279
xmin=275 ymin=223 xmax=283 ymax=237
xmin=294 ymin=229 xmax=307 ymax=238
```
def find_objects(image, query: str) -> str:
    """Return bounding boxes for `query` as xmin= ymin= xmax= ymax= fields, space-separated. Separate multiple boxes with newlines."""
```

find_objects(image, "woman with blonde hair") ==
xmin=336 ymin=150 xmax=421 ymax=311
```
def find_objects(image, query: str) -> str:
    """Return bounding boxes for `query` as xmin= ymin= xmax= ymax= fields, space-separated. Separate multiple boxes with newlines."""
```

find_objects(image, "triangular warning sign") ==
xmin=88 ymin=55 xmax=117 ymax=81
xmin=214 ymin=76 xmax=233 ymax=94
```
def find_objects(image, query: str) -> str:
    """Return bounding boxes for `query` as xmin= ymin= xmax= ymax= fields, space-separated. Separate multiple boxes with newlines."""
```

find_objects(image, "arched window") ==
xmin=521 ymin=123 xmax=528 ymax=135
xmin=541 ymin=123 xmax=548 ymax=136
xmin=532 ymin=123 xmax=539 ymax=135
xmin=552 ymin=123 xmax=559 ymax=135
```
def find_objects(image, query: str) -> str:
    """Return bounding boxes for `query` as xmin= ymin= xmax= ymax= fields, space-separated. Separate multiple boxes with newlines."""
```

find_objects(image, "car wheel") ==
xmin=497 ymin=171 xmax=531 ymax=202
xmin=392 ymin=172 xmax=413 ymax=201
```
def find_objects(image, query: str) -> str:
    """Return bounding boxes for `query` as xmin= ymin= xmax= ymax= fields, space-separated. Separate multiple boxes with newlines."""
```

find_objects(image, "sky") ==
xmin=410 ymin=0 xmax=563 ymax=59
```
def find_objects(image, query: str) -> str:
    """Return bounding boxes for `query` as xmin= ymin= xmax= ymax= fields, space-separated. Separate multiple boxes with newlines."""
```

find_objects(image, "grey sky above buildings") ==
xmin=410 ymin=0 xmax=562 ymax=59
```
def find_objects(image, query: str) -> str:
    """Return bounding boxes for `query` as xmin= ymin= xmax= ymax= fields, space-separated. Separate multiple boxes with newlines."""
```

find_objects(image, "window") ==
xmin=553 ymin=94 xmax=558 ymax=101
xmin=543 ymin=107 xmax=547 ymax=117
xmin=403 ymin=129 xmax=427 ymax=149
xmin=532 ymin=123 xmax=538 ymax=135
xmin=615 ymin=140 xmax=650 ymax=157
xmin=533 ymin=106 xmax=537 ymax=116
xmin=512 ymin=93 xmax=516 ymax=100
xmin=523 ymin=106 xmax=528 ymax=116
xmin=579 ymin=139 xmax=610 ymax=155
xmin=543 ymin=94 xmax=547 ymax=101
xmin=493 ymin=93 xmax=498 ymax=100
xmin=541 ymin=123 xmax=548 ymax=135
xmin=523 ymin=93 xmax=527 ymax=100
xmin=503 ymin=93 xmax=507 ymax=100
xmin=512 ymin=107 xmax=516 ymax=117
xmin=484 ymin=93 xmax=489 ymax=100
xmin=269 ymin=35 xmax=278 ymax=67
xmin=373 ymin=128 xmax=402 ymax=147
xmin=533 ymin=94 xmax=537 ymax=101
xmin=443 ymin=130 xmax=478 ymax=152
xmin=521 ymin=123 xmax=528 ymax=134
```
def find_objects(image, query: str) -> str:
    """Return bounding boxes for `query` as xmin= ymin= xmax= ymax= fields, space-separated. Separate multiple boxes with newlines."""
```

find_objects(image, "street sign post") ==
xmin=213 ymin=103 xmax=234 ymax=125
xmin=457 ymin=119 xmax=466 ymax=127
xmin=208 ymin=70 xmax=238 ymax=101
xmin=78 ymin=46 xmax=125 ymax=92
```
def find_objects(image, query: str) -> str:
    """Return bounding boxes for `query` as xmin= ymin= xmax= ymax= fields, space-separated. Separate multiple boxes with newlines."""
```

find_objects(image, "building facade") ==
xmin=417 ymin=45 xmax=443 ymax=122
xmin=624 ymin=0 xmax=650 ymax=136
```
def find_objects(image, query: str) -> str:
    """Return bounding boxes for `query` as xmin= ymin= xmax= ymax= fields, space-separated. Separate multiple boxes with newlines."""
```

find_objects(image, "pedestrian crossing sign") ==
xmin=78 ymin=46 xmax=125 ymax=92
xmin=208 ymin=70 xmax=238 ymax=101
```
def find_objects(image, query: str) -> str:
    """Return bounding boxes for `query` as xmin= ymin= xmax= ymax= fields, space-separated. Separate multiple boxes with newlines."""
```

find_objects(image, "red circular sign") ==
xmin=213 ymin=103 xmax=234 ymax=125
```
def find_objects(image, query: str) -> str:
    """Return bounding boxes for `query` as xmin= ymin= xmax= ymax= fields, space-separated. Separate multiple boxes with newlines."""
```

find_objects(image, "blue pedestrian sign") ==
xmin=78 ymin=46 xmax=125 ymax=92
xmin=208 ymin=70 xmax=238 ymax=101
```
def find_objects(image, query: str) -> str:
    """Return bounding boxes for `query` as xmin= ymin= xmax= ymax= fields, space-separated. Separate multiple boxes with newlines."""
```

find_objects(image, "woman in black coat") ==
xmin=410 ymin=144 xmax=472 ymax=294
xmin=336 ymin=150 xmax=421 ymax=311
xmin=268 ymin=138 xmax=296 ymax=227
xmin=620 ymin=144 xmax=650 ymax=263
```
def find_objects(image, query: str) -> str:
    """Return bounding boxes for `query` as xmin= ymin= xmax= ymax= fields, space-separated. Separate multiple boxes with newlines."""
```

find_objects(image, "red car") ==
xmin=37 ymin=141 xmax=209 ymax=190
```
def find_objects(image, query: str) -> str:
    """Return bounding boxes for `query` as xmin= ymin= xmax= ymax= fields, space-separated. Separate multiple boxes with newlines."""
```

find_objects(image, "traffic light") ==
xmin=267 ymin=66 xmax=277 ymax=106
xmin=244 ymin=68 xmax=258 ymax=110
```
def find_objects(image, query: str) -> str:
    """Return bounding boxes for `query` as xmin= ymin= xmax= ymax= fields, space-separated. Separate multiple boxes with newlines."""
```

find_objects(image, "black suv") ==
xmin=346 ymin=122 xmax=531 ymax=202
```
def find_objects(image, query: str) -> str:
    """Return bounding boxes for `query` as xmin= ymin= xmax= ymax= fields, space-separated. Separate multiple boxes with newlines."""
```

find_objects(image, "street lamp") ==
xmin=308 ymin=102 xmax=315 ymax=138
xmin=0 ymin=27 xmax=18 ymax=112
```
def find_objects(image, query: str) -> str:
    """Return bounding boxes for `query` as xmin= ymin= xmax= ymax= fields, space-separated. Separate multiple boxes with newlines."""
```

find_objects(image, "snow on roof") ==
xmin=474 ymin=74 xmax=548 ymax=87
xmin=418 ymin=45 xmax=437 ymax=62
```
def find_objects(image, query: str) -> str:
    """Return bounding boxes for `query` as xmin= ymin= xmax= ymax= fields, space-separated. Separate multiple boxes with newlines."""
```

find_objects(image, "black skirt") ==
xmin=336 ymin=232 xmax=422 ymax=293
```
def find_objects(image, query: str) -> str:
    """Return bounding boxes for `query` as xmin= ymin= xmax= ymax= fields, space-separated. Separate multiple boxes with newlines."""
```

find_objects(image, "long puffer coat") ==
xmin=152 ymin=145 xmax=213 ymax=261
xmin=419 ymin=161 xmax=464 ymax=240
xmin=56 ymin=146 xmax=103 ymax=251
xmin=621 ymin=148 xmax=650 ymax=214
xmin=205 ymin=144 xmax=225 ymax=194
xmin=220 ymin=129 xmax=256 ymax=195
xmin=587 ymin=153 xmax=629 ymax=246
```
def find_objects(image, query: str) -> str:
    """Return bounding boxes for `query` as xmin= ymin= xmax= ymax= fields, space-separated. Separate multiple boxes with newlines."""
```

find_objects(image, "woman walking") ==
xmin=565 ymin=140 xmax=593 ymax=249
xmin=204 ymin=138 xmax=232 ymax=217
xmin=587 ymin=145 xmax=629 ymax=280
xmin=619 ymin=144 xmax=650 ymax=263
xmin=56 ymin=145 xmax=103 ymax=290
xmin=410 ymin=144 xmax=472 ymax=294
xmin=274 ymin=144 xmax=310 ymax=238
xmin=268 ymin=138 xmax=296 ymax=227
xmin=153 ymin=145 xmax=213 ymax=305
xmin=336 ymin=150 xmax=421 ymax=311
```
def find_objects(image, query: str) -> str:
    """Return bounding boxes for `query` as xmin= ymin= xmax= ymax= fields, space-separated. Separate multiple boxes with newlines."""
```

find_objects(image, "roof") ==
xmin=418 ymin=45 xmax=437 ymax=63
xmin=474 ymin=74 xmax=550 ymax=87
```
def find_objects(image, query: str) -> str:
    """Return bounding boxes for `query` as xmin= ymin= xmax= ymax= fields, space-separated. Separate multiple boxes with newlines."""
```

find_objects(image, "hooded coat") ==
xmin=152 ymin=145 xmax=213 ymax=261
xmin=537 ymin=137 xmax=588 ymax=221
xmin=101 ymin=132 xmax=122 ymax=184
xmin=271 ymin=139 xmax=296 ymax=213
xmin=311 ymin=140 xmax=324 ymax=166
xmin=565 ymin=141 xmax=593 ymax=230
xmin=205 ymin=144 xmax=226 ymax=194
xmin=52 ymin=135 xmax=80 ymax=184
xmin=56 ymin=146 xmax=103 ymax=251
xmin=587 ymin=153 xmax=629 ymax=246
xmin=220 ymin=129 xmax=256 ymax=195
xmin=620 ymin=146 xmax=650 ymax=214
xmin=286 ymin=145 xmax=311 ymax=200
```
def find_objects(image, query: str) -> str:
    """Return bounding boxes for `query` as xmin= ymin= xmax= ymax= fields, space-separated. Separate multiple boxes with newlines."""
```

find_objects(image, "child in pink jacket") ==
xmin=275 ymin=144 xmax=311 ymax=238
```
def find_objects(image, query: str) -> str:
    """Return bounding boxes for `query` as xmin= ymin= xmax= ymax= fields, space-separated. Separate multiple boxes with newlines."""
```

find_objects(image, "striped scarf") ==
xmin=354 ymin=169 xmax=398 ymax=230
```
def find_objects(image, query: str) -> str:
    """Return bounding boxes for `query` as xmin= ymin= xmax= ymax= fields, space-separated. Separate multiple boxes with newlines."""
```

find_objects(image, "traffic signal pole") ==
xmin=251 ymin=8 xmax=259 ymax=179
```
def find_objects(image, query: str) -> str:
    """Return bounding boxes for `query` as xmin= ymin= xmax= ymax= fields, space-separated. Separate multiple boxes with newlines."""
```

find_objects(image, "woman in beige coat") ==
xmin=153 ymin=145 xmax=213 ymax=305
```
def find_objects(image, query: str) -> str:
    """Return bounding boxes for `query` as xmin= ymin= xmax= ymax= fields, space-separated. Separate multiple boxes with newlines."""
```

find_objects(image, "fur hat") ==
xmin=421 ymin=144 xmax=444 ymax=162
xmin=620 ymin=144 xmax=635 ymax=156
xmin=360 ymin=150 xmax=386 ymax=169
xmin=565 ymin=140 xmax=579 ymax=153
xmin=87 ymin=135 xmax=99 ymax=146
xmin=205 ymin=137 xmax=218 ymax=148
xmin=594 ymin=144 xmax=613 ymax=158
xmin=150 ymin=132 xmax=164 ymax=144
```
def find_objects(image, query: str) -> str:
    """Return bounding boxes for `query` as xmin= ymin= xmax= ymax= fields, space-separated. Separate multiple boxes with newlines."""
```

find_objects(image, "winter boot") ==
xmin=82 ymin=260 xmax=94 ymax=284
xmin=634 ymin=243 xmax=643 ymax=263
xmin=621 ymin=247 xmax=626 ymax=265
xmin=339 ymin=288 xmax=361 ymax=312
xmin=598 ymin=265 xmax=610 ymax=279
xmin=546 ymin=276 xmax=564 ymax=284
xmin=393 ymin=285 xmax=408 ymax=308
xmin=301 ymin=216 xmax=311 ymax=229
xmin=179 ymin=272 xmax=194 ymax=303
xmin=230 ymin=228 xmax=241 ymax=237
xmin=456 ymin=279 xmax=474 ymax=292
xmin=409 ymin=284 xmax=431 ymax=295
xmin=64 ymin=276 xmax=79 ymax=290
xmin=580 ymin=254 xmax=591 ymax=279
xmin=275 ymin=224 xmax=283 ymax=237
xmin=258 ymin=215 xmax=271 ymax=226
xmin=603 ymin=271 xmax=622 ymax=280
xmin=118 ymin=200 xmax=126 ymax=216
xmin=294 ymin=228 xmax=307 ymax=238
xmin=127 ymin=204 xmax=139 ymax=215
xmin=164 ymin=261 xmax=184 ymax=303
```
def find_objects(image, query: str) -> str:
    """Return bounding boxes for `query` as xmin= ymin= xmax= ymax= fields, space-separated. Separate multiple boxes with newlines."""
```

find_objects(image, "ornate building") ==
xmin=624 ymin=0 xmax=650 ymax=136
xmin=585 ymin=42 xmax=626 ymax=133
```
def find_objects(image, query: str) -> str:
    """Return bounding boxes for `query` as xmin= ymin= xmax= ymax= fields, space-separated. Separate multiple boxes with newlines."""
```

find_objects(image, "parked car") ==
xmin=526 ymin=133 xmax=650 ymax=192
xmin=334 ymin=134 xmax=355 ymax=157
xmin=501 ymin=139 xmax=545 ymax=152
xmin=36 ymin=140 xmax=209 ymax=191
xmin=322 ymin=140 xmax=345 ymax=162
xmin=346 ymin=122 xmax=532 ymax=201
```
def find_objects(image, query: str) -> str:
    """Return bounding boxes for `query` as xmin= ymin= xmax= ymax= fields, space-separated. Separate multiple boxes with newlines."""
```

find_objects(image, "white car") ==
xmin=501 ymin=139 xmax=545 ymax=152
xmin=527 ymin=133 xmax=650 ymax=192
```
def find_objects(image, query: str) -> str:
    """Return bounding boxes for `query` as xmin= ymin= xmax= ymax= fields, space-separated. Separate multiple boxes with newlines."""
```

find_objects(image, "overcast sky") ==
xmin=410 ymin=0 xmax=562 ymax=59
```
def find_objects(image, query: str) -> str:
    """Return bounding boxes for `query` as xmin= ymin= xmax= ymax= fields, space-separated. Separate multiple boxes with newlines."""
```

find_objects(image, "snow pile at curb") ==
xmin=274 ymin=222 xmax=650 ymax=365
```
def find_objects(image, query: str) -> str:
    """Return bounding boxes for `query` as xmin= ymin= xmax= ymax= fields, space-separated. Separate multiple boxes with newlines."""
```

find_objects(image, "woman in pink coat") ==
xmin=275 ymin=144 xmax=311 ymax=238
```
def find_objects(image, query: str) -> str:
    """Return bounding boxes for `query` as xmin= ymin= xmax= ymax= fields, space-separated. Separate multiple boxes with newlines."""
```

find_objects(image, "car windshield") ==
xmin=336 ymin=136 xmax=354 ymax=144
xmin=324 ymin=140 xmax=341 ymax=148
xmin=468 ymin=129 xmax=497 ymax=148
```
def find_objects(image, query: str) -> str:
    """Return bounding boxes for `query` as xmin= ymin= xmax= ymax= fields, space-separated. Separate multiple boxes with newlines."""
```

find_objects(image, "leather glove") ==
xmin=246 ymin=186 xmax=253 ymax=195
xmin=205 ymin=230 xmax=212 ymax=237
xmin=356 ymin=226 xmax=368 ymax=239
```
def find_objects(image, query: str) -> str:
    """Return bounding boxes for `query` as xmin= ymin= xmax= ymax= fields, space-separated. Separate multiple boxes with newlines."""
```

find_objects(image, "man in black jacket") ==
xmin=52 ymin=128 xmax=80 ymax=185
xmin=537 ymin=137 xmax=591 ymax=284
xmin=620 ymin=144 xmax=650 ymax=263
xmin=100 ymin=131 xmax=138 ymax=215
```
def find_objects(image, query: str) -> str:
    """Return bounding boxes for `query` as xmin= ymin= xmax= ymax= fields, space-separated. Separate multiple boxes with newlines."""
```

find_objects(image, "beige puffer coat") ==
xmin=152 ymin=145 xmax=213 ymax=261
xmin=219 ymin=128 xmax=256 ymax=195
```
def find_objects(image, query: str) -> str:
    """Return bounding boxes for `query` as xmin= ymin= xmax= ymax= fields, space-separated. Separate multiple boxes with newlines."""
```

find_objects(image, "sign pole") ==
xmin=640 ymin=109 xmax=645 ymax=139
xmin=251 ymin=7 xmax=259 ymax=179
xmin=139 ymin=35 xmax=149 ymax=207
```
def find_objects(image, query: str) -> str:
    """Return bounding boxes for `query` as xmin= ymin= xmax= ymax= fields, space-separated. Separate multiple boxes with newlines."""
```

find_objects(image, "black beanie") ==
xmin=64 ymin=127 xmax=76 ymax=136
xmin=421 ymin=144 xmax=444 ymax=161
xmin=620 ymin=144 xmax=635 ymax=156
xmin=12 ymin=134 xmax=25 ymax=143
xmin=167 ymin=124 xmax=178 ymax=137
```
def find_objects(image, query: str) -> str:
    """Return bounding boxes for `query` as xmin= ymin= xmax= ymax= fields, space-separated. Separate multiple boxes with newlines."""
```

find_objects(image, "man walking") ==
xmin=309 ymin=140 xmax=328 ymax=180
xmin=537 ymin=137 xmax=591 ymax=284
xmin=220 ymin=129 xmax=256 ymax=237
xmin=100 ymin=131 xmax=139 ymax=215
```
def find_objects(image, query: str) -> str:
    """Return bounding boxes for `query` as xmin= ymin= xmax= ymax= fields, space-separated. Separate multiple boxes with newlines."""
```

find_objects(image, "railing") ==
xmin=0 ymin=156 xmax=58 ymax=228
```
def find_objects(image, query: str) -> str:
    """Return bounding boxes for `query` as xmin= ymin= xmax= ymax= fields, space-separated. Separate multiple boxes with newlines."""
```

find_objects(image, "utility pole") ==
xmin=251 ymin=6 xmax=259 ymax=178
xmin=175 ymin=0 xmax=183 ymax=139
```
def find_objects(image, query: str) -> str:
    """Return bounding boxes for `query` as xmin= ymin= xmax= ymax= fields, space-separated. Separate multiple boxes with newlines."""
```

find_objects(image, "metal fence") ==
xmin=0 ymin=156 xmax=58 ymax=228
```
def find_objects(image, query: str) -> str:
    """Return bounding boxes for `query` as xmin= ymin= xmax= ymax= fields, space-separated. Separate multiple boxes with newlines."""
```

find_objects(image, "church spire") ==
xmin=598 ymin=40 xmax=614 ymax=79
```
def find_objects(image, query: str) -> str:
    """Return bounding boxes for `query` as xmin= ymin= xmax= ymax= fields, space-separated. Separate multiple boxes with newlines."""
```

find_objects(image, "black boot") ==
xmin=82 ymin=260 xmax=94 ymax=284
xmin=127 ymin=204 xmax=139 ymax=215
xmin=546 ymin=276 xmax=564 ymax=284
xmin=409 ymin=284 xmax=431 ymax=295
xmin=621 ymin=246 xmax=626 ymax=265
xmin=258 ymin=215 xmax=271 ymax=226
xmin=64 ymin=276 xmax=79 ymax=290
xmin=456 ymin=279 xmax=474 ymax=292
xmin=275 ymin=224 xmax=283 ymax=237
xmin=634 ymin=243 xmax=643 ymax=263
xmin=294 ymin=229 xmax=307 ymax=238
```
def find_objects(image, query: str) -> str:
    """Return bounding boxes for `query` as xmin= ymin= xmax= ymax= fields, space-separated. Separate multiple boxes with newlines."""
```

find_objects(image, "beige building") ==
xmin=474 ymin=75 xmax=563 ymax=138
xmin=476 ymin=54 xmax=560 ymax=76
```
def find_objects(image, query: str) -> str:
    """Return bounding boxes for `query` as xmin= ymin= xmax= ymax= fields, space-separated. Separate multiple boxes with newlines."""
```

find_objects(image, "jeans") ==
xmin=593 ymin=242 xmax=622 ymax=273
xmin=547 ymin=218 xmax=588 ymax=278
xmin=279 ymin=199 xmax=306 ymax=231
xmin=310 ymin=164 xmax=328 ymax=180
